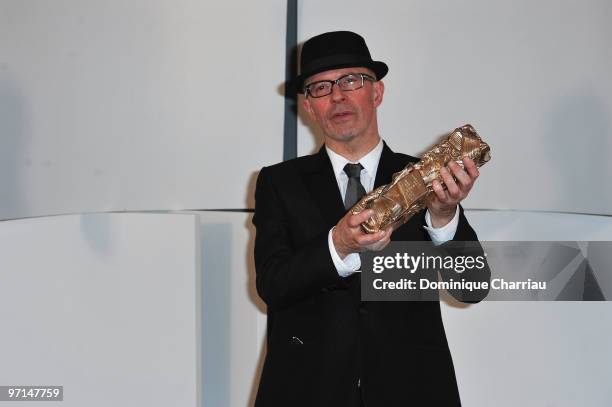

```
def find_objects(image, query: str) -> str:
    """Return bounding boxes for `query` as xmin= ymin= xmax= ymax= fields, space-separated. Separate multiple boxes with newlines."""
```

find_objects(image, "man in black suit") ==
xmin=253 ymin=31 xmax=487 ymax=407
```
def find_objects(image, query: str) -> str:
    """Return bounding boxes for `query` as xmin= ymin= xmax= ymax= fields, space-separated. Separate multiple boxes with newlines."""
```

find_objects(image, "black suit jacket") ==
xmin=252 ymin=142 xmax=487 ymax=407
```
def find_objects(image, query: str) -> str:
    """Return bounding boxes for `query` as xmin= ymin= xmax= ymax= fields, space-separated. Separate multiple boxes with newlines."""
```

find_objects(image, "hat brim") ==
xmin=291 ymin=60 xmax=388 ymax=94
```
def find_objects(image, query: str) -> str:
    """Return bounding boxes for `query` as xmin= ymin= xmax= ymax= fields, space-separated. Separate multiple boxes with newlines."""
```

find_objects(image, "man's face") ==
xmin=302 ymin=67 xmax=384 ymax=145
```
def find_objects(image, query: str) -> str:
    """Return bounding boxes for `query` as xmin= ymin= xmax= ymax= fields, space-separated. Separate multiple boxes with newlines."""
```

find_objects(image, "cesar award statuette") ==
xmin=351 ymin=124 xmax=491 ymax=233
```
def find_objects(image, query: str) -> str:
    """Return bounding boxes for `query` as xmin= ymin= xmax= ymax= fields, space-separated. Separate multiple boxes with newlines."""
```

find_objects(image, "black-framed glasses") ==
xmin=304 ymin=73 xmax=376 ymax=98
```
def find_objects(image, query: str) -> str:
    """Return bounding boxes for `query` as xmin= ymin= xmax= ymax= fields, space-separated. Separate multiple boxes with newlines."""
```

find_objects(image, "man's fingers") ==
xmin=448 ymin=161 xmax=471 ymax=188
xmin=379 ymin=226 xmax=393 ymax=248
xmin=365 ymin=231 xmax=392 ymax=251
xmin=462 ymin=157 xmax=480 ymax=180
xmin=358 ymin=228 xmax=387 ymax=245
xmin=347 ymin=209 xmax=374 ymax=228
xmin=360 ymin=223 xmax=394 ymax=245
xmin=432 ymin=179 xmax=448 ymax=202
xmin=440 ymin=166 xmax=460 ymax=198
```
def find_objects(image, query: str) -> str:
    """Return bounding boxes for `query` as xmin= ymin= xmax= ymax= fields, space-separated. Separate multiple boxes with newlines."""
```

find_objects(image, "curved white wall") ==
xmin=0 ymin=213 xmax=201 ymax=407
xmin=443 ymin=209 xmax=612 ymax=407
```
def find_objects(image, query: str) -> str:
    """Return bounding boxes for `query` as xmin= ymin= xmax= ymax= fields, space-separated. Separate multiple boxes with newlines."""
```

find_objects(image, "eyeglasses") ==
xmin=304 ymin=73 xmax=376 ymax=98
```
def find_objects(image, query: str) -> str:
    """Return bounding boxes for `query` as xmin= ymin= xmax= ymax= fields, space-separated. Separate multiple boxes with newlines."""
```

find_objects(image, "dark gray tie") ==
xmin=343 ymin=163 xmax=366 ymax=209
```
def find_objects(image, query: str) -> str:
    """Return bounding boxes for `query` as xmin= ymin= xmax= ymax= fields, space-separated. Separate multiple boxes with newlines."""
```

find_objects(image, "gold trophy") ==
xmin=352 ymin=124 xmax=491 ymax=233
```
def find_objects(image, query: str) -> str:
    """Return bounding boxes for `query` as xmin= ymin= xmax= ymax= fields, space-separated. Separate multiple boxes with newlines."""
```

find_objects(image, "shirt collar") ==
xmin=325 ymin=138 xmax=384 ymax=179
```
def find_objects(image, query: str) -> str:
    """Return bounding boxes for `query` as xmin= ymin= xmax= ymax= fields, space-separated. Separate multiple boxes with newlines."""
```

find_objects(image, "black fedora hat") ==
xmin=294 ymin=31 xmax=388 ymax=94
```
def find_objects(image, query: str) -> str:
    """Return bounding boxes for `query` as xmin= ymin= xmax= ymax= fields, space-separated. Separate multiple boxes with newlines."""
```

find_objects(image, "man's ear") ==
xmin=302 ymin=97 xmax=316 ymax=120
xmin=373 ymin=80 xmax=384 ymax=107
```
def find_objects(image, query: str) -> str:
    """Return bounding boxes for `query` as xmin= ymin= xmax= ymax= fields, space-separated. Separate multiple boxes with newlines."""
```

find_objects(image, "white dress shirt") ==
xmin=326 ymin=139 xmax=460 ymax=277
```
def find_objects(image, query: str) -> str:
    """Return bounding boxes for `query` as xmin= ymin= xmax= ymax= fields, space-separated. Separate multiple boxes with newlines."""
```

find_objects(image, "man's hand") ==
xmin=428 ymin=157 xmax=479 ymax=228
xmin=332 ymin=209 xmax=394 ymax=259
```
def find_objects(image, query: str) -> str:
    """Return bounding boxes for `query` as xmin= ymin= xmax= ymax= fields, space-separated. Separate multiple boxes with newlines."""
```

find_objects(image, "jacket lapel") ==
xmin=299 ymin=146 xmax=347 ymax=228
xmin=374 ymin=141 xmax=407 ymax=188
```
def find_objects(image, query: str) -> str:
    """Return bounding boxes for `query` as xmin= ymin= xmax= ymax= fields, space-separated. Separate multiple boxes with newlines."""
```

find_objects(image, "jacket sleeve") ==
xmin=436 ymin=205 xmax=491 ymax=303
xmin=252 ymin=167 xmax=343 ymax=310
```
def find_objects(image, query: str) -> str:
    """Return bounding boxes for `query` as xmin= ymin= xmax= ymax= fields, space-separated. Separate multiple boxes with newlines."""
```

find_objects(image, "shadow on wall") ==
xmin=79 ymin=213 xmax=115 ymax=255
xmin=244 ymin=209 xmax=266 ymax=407
xmin=201 ymin=217 xmax=267 ymax=407
xmin=245 ymin=171 xmax=267 ymax=406
xmin=244 ymin=172 xmax=266 ymax=316
xmin=201 ymin=223 xmax=232 ymax=407
xmin=0 ymin=76 xmax=28 ymax=220
xmin=276 ymin=42 xmax=327 ymax=157
xmin=544 ymin=89 xmax=611 ymax=215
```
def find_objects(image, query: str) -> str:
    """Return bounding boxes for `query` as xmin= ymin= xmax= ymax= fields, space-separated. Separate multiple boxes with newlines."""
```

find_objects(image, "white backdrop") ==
xmin=0 ymin=0 xmax=286 ymax=220
xmin=2 ymin=1 xmax=612 ymax=406
xmin=0 ymin=213 xmax=201 ymax=407
xmin=3 ymin=0 xmax=611 ymax=219
xmin=298 ymin=0 xmax=612 ymax=216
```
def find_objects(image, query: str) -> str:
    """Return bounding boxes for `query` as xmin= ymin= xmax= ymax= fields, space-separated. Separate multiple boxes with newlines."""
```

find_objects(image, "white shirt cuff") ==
xmin=328 ymin=227 xmax=361 ymax=277
xmin=424 ymin=206 xmax=460 ymax=245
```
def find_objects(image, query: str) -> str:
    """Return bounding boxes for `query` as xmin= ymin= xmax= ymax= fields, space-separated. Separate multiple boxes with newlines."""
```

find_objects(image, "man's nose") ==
xmin=330 ymin=83 xmax=346 ymax=102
